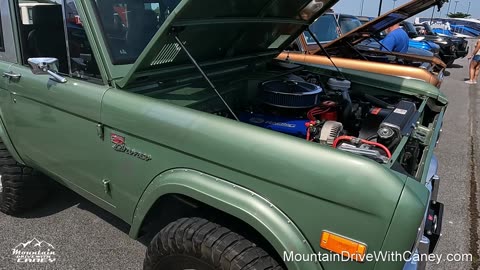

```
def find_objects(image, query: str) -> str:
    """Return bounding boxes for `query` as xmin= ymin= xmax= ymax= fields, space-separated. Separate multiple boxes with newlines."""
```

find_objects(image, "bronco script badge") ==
xmin=111 ymin=133 xmax=152 ymax=161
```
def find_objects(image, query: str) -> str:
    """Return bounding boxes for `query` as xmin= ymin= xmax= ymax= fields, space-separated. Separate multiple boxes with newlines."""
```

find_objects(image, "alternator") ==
xmin=319 ymin=121 xmax=343 ymax=145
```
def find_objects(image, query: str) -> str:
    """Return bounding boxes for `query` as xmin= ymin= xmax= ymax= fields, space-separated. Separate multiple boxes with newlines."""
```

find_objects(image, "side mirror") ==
xmin=27 ymin=58 xmax=67 ymax=83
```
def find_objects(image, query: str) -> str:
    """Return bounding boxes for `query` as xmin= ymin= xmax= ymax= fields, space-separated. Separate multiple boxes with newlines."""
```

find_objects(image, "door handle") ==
xmin=2 ymin=71 xmax=21 ymax=80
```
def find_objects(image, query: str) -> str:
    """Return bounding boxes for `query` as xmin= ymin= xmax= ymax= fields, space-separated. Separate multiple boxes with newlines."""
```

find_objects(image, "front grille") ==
xmin=450 ymin=45 xmax=456 ymax=53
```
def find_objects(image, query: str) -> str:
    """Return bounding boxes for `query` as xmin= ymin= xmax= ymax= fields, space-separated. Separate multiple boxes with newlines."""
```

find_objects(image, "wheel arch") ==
xmin=0 ymin=116 xmax=24 ymax=165
xmin=129 ymin=168 xmax=323 ymax=270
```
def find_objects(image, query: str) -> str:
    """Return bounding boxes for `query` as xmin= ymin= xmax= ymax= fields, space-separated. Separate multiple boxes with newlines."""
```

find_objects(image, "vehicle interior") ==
xmin=16 ymin=0 xmax=101 ymax=79
xmin=26 ymin=4 xmax=69 ymax=72
xmin=94 ymin=0 xmax=180 ymax=64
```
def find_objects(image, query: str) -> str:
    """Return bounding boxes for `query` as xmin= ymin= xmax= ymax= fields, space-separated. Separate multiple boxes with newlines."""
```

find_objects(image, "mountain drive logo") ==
xmin=12 ymin=238 xmax=57 ymax=263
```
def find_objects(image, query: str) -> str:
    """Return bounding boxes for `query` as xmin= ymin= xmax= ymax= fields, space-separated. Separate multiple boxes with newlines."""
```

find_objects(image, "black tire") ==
xmin=0 ymin=140 xmax=47 ymax=215
xmin=144 ymin=217 xmax=284 ymax=270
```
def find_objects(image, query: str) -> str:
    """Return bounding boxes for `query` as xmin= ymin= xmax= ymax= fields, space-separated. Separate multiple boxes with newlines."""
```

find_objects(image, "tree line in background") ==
xmin=447 ymin=12 xmax=471 ymax=18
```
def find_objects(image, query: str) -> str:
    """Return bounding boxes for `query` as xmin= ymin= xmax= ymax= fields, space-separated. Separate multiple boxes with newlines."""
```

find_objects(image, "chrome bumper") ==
xmin=403 ymin=156 xmax=443 ymax=270
xmin=403 ymin=237 xmax=431 ymax=270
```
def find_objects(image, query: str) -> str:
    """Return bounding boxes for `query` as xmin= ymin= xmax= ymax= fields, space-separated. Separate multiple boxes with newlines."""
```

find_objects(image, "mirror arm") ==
xmin=47 ymin=70 xmax=67 ymax=83
xmin=27 ymin=58 xmax=67 ymax=83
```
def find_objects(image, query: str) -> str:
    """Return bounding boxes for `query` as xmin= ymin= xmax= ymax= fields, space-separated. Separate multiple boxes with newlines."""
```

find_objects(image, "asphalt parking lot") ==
xmin=1 ymin=44 xmax=480 ymax=270
xmin=424 ymin=40 xmax=479 ymax=270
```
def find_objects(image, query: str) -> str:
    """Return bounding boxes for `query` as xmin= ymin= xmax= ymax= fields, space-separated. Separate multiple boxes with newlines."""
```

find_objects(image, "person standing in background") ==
xmin=380 ymin=23 xmax=409 ymax=53
xmin=466 ymin=39 xmax=480 ymax=85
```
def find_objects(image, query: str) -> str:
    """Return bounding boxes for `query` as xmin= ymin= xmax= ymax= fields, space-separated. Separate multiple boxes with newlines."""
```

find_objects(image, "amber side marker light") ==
xmin=320 ymin=231 xmax=367 ymax=262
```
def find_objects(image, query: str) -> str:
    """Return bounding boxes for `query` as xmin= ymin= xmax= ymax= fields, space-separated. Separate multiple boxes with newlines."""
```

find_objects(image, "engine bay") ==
xmin=138 ymin=62 xmax=436 ymax=177
xmin=233 ymin=72 xmax=421 ymax=165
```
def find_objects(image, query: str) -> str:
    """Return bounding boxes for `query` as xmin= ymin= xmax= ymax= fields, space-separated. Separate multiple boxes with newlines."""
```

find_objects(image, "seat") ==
xmin=27 ymin=5 xmax=68 ymax=73
xmin=143 ymin=10 xmax=159 ymax=45
xmin=125 ymin=9 xmax=159 ymax=57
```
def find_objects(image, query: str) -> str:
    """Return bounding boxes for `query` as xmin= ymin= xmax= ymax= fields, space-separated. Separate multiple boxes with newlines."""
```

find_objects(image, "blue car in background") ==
xmin=409 ymin=39 xmax=440 ymax=54
xmin=357 ymin=16 xmax=440 ymax=57
xmin=416 ymin=17 xmax=480 ymax=37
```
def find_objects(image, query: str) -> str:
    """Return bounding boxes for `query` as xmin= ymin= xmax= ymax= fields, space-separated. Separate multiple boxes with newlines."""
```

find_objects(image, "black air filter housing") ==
xmin=260 ymin=80 xmax=323 ymax=109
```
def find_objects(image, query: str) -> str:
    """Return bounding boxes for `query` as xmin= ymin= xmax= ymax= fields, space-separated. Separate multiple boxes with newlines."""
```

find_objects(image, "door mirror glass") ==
xmin=28 ymin=57 xmax=67 ymax=83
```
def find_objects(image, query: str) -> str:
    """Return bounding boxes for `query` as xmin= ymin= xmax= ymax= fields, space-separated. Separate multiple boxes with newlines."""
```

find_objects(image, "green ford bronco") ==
xmin=0 ymin=0 xmax=446 ymax=269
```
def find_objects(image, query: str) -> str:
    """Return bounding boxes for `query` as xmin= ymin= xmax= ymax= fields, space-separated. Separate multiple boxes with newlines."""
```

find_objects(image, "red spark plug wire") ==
xmin=307 ymin=107 xmax=329 ymax=121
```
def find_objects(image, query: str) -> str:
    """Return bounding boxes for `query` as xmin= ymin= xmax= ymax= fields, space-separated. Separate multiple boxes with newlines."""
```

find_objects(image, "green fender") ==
xmin=0 ymin=117 xmax=25 ymax=165
xmin=129 ymin=168 xmax=323 ymax=270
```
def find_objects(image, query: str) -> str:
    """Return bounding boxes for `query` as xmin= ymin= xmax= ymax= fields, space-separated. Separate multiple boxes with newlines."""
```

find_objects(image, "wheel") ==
xmin=0 ymin=139 xmax=47 ymax=215
xmin=143 ymin=217 xmax=284 ymax=270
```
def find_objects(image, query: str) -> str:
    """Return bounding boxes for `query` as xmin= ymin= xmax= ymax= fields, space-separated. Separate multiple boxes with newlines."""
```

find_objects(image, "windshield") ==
xmin=93 ymin=0 xmax=181 ymax=64
xmin=338 ymin=16 xmax=362 ymax=34
xmin=93 ymin=0 xmax=333 ymax=66
xmin=304 ymin=14 xmax=339 ymax=44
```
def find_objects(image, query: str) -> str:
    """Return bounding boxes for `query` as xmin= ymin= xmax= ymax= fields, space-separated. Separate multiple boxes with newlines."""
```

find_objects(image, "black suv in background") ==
xmin=415 ymin=22 xmax=469 ymax=59
xmin=401 ymin=21 xmax=462 ymax=66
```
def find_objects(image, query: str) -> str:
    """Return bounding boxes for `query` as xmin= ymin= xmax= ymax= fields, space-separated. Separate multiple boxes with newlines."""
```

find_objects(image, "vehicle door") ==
xmin=2 ymin=0 xmax=115 ymax=211
xmin=0 ymin=0 xmax=18 ymax=127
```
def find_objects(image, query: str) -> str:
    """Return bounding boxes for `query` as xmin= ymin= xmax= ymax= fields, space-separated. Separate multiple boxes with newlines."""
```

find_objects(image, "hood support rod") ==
xmin=172 ymin=33 xmax=239 ymax=121
xmin=306 ymin=28 xmax=348 ymax=81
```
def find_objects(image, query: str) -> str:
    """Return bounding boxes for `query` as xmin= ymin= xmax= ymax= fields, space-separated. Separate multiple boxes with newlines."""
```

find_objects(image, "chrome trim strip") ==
xmin=426 ymin=155 xmax=438 ymax=181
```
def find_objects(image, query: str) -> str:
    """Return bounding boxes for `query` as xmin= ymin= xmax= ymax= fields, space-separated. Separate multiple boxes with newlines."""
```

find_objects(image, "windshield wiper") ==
xmin=172 ymin=31 xmax=239 ymax=121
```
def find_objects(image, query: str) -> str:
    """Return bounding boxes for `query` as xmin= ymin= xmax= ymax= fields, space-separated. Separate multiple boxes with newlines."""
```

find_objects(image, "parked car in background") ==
xmin=307 ymin=13 xmax=435 ymax=57
xmin=400 ymin=21 xmax=461 ymax=66
xmin=431 ymin=27 xmax=473 ymax=38
xmin=358 ymin=16 xmax=441 ymax=57
xmin=415 ymin=22 xmax=469 ymax=59
xmin=416 ymin=17 xmax=480 ymax=37
xmin=281 ymin=1 xmax=447 ymax=88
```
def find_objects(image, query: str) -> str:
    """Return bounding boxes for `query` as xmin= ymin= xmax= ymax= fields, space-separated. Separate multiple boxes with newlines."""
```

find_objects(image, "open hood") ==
xmin=319 ymin=0 xmax=448 ymax=54
xmin=115 ymin=0 xmax=338 ymax=88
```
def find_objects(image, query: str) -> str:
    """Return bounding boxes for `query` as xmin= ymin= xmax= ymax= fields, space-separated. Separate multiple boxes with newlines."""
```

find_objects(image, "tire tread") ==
xmin=143 ymin=217 xmax=283 ymax=270
xmin=0 ymin=140 xmax=47 ymax=215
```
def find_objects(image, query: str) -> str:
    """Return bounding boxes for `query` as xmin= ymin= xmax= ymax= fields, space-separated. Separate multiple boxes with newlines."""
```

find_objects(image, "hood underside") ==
xmin=116 ymin=0 xmax=339 ymax=88
xmin=319 ymin=0 xmax=448 ymax=54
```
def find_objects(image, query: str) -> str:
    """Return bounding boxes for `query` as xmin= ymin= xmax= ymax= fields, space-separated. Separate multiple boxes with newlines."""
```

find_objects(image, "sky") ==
xmin=332 ymin=0 xmax=479 ymax=20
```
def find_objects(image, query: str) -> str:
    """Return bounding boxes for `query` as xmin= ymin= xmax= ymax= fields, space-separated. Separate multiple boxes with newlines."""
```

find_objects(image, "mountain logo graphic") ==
xmin=14 ymin=238 xmax=55 ymax=250
xmin=12 ymin=238 xmax=57 ymax=263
